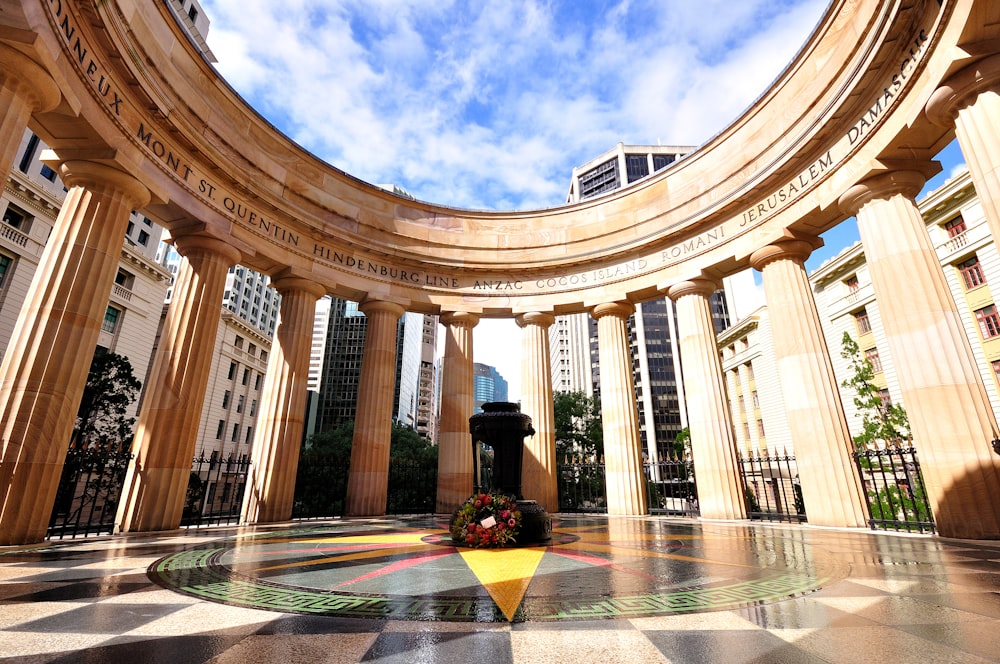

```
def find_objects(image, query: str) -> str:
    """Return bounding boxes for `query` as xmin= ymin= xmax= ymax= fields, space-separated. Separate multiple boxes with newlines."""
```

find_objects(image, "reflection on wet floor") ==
xmin=2 ymin=516 xmax=999 ymax=663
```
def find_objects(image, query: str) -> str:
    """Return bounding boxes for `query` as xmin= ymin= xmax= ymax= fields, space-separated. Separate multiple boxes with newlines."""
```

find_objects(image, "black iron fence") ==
xmin=292 ymin=453 xmax=437 ymax=519
xmin=646 ymin=457 xmax=699 ymax=517
xmin=852 ymin=443 xmax=934 ymax=533
xmin=557 ymin=455 xmax=607 ymax=512
xmin=738 ymin=450 xmax=806 ymax=523
xmin=292 ymin=453 xmax=350 ymax=519
xmin=387 ymin=457 xmax=437 ymax=514
xmin=47 ymin=445 xmax=132 ymax=540
xmin=180 ymin=453 xmax=251 ymax=527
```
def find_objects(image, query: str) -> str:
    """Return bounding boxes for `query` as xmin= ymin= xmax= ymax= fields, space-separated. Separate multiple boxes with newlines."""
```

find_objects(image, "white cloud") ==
xmin=199 ymin=0 xmax=829 ymax=397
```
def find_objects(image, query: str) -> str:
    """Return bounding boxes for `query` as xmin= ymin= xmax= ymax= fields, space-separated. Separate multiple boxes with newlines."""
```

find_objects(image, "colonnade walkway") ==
xmin=1 ymin=515 xmax=998 ymax=662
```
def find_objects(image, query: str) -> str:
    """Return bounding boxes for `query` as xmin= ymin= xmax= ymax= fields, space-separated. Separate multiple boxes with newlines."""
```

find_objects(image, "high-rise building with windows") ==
xmin=473 ymin=363 xmax=508 ymax=413
xmin=315 ymin=299 xmax=434 ymax=436
xmin=566 ymin=143 xmax=691 ymax=202
xmin=416 ymin=315 xmax=439 ymax=441
xmin=555 ymin=143 xmax=762 ymax=461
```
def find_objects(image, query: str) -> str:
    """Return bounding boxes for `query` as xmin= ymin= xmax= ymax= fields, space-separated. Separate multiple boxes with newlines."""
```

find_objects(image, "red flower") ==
xmin=484 ymin=495 xmax=493 ymax=505
xmin=474 ymin=500 xmax=482 ymax=509
xmin=508 ymin=518 xmax=516 ymax=528
xmin=500 ymin=509 xmax=510 ymax=519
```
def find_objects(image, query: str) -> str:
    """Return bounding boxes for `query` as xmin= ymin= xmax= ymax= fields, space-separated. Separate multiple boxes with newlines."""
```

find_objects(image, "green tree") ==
xmin=839 ymin=331 xmax=910 ymax=448
xmin=553 ymin=390 xmax=603 ymax=458
xmin=73 ymin=352 xmax=142 ymax=450
xmin=306 ymin=420 xmax=354 ymax=456
xmin=671 ymin=426 xmax=691 ymax=459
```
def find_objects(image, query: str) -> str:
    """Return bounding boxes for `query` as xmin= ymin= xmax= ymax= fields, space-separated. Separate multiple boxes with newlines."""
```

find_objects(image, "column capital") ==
xmin=271 ymin=277 xmax=326 ymax=300
xmin=591 ymin=301 xmax=634 ymax=321
xmin=838 ymin=170 xmax=927 ymax=216
xmin=926 ymin=54 xmax=1000 ymax=127
xmin=515 ymin=311 xmax=555 ymax=329
xmin=55 ymin=160 xmax=151 ymax=209
xmin=358 ymin=298 xmax=405 ymax=318
xmin=172 ymin=233 xmax=243 ymax=265
xmin=440 ymin=311 xmax=479 ymax=329
xmin=749 ymin=239 xmax=814 ymax=271
xmin=667 ymin=278 xmax=718 ymax=301
xmin=0 ymin=45 xmax=61 ymax=114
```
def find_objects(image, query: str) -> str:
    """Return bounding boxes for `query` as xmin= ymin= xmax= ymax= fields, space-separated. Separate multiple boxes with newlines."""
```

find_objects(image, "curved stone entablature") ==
xmin=2 ymin=0 xmax=995 ymax=315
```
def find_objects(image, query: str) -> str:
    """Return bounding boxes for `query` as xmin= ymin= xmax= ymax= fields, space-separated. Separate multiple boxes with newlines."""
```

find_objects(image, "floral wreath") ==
xmin=450 ymin=492 xmax=522 ymax=548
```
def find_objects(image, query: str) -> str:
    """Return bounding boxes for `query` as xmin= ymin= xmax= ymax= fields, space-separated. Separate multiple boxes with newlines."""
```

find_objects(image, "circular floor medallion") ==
xmin=148 ymin=517 xmax=837 ymax=622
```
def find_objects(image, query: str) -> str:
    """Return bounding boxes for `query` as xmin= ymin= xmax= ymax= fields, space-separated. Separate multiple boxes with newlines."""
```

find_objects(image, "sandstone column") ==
xmin=927 ymin=54 xmax=1000 ymax=254
xmin=436 ymin=311 xmax=478 ymax=513
xmin=0 ymin=45 xmax=59 ymax=183
xmin=591 ymin=302 xmax=646 ymax=515
xmin=117 ymin=235 xmax=242 ymax=533
xmin=749 ymin=240 xmax=868 ymax=528
xmin=840 ymin=170 xmax=1000 ymax=539
xmin=668 ymin=280 xmax=746 ymax=520
xmin=344 ymin=299 xmax=405 ymax=516
xmin=242 ymin=278 xmax=326 ymax=524
xmin=515 ymin=311 xmax=557 ymax=511
xmin=0 ymin=160 xmax=149 ymax=545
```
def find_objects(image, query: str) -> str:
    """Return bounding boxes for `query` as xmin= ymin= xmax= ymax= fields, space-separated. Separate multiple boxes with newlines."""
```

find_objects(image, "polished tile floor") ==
xmin=1 ymin=515 xmax=999 ymax=662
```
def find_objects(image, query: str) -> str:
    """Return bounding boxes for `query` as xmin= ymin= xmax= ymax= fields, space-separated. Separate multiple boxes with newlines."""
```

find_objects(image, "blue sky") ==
xmin=198 ymin=0 xmax=967 ymax=398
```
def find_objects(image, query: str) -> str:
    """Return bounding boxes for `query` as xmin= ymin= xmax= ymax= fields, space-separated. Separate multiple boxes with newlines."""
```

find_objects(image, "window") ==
xmin=746 ymin=362 xmax=755 ymax=382
xmin=231 ymin=423 xmax=240 ymax=442
xmin=625 ymin=154 xmax=649 ymax=183
xmin=245 ymin=426 xmax=253 ymax=444
xmin=137 ymin=230 xmax=150 ymax=246
xmin=242 ymin=368 xmax=250 ymax=385
xmin=845 ymin=275 xmax=859 ymax=292
xmin=2 ymin=205 xmax=27 ymax=230
xmin=255 ymin=374 xmax=262 ymax=390
xmin=250 ymin=399 xmax=257 ymax=416
xmin=234 ymin=336 xmax=244 ymax=349
xmin=865 ymin=348 xmax=883 ymax=373
xmin=877 ymin=389 xmax=893 ymax=415
xmin=757 ymin=420 xmax=766 ymax=437
xmin=751 ymin=390 xmax=759 ymax=408
xmin=993 ymin=360 xmax=1000 ymax=385
xmin=652 ymin=154 xmax=675 ymax=171
xmin=216 ymin=420 xmax=225 ymax=439
xmin=260 ymin=350 xmax=268 ymax=362
xmin=976 ymin=305 xmax=1000 ymax=339
xmin=0 ymin=254 xmax=12 ymax=289
xmin=18 ymin=133 xmax=39 ymax=173
xmin=248 ymin=343 xmax=257 ymax=356
xmin=114 ymin=269 xmax=135 ymax=289
xmin=228 ymin=361 xmax=237 ymax=380
xmin=188 ymin=5 xmax=198 ymax=21
xmin=39 ymin=164 xmax=57 ymax=182
xmin=958 ymin=256 xmax=987 ymax=290
xmin=944 ymin=216 xmax=967 ymax=237
xmin=222 ymin=390 xmax=230 ymax=409
xmin=854 ymin=309 xmax=872 ymax=334
xmin=237 ymin=395 xmax=244 ymax=413
xmin=102 ymin=306 xmax=121 ymax=333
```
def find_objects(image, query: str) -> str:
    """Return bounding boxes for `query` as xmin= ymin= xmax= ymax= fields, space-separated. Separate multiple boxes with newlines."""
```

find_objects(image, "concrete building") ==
xmin=565 ymin=142 xmax=691 ymax=203
xmin=0 ymin=129 xmax=171 ymax=422
xmin=809 ymin=167 xmax=1000 ymax=441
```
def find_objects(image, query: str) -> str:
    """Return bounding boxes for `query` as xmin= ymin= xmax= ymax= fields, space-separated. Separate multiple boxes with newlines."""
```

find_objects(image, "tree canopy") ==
xmin=305 ymin=421 xmax=438 ymax=463
xmin=839 ymin=331 xmax=910 ymax=448
xmin=73 ymin=351 xmax=142 ymax=450
xmin=553 ymin=390 xmax=603 ymax=458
